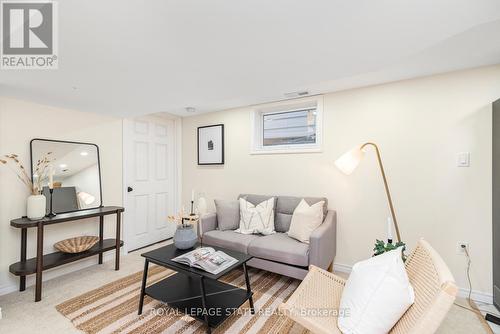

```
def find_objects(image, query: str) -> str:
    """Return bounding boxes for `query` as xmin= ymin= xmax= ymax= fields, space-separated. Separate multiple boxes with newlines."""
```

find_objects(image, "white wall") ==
xmin=0 ymin=98 xmax=123 ymax=294
xmin=182 ymin=65 xmax=500 ymax=297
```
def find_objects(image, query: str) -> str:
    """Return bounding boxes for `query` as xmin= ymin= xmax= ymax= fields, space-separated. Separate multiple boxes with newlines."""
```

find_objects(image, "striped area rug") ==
xmin=56 ymin=265 xmax=309 ymax=334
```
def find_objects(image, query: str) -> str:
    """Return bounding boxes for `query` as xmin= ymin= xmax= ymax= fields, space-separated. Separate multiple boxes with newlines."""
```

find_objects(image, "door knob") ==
xmin=127 ymin=186 xmax=133 ymax=193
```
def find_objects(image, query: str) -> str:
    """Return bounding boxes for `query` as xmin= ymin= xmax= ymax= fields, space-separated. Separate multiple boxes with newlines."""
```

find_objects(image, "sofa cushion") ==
xmin=275 ymin=196 xmax=328 ymax=232
xmin=236 ymin=197 xmax=275 ymax=235
xmin=238 ymin=194 xmax=277 ymax=209
xmin=275 ymin=213 xmax=293 ymax=234
xmin=287 ymin=199 xmax=325 ymax=244
xmin=202 ymin=230 xmax=259 ymax=253
xmin=247 ymin=233 xmax=310 ymax=267
xmin=214 ymin=199 xmax=240 ymax=231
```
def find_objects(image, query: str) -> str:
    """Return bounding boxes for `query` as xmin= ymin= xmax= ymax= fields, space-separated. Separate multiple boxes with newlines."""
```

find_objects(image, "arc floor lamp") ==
xmin=334 ymin=142 xmax=402 ymax=242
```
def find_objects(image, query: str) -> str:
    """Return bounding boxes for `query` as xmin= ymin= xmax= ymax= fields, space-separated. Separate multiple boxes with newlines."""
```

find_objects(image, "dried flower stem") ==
xmin=168 ymin=212 xmax=199 ymax=228
xmin=1 ymin=152 xmax=54 ymax=195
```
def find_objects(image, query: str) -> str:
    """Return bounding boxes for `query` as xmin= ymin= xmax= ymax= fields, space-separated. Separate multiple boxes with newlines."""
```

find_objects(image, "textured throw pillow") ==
xmin=287 ymin=199 xmax=325 ymax=244
xmin=214 ymin=200 xmax=240 ymax=231
xmin=338 ymin=248 xmax=415 ymax=334
xmin=236 ymin=197 xmax=275 ymax=235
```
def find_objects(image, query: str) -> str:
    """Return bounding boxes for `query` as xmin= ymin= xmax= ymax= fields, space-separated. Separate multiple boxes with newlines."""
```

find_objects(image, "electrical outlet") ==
xmin=457 ymin=152 xmax=470 ymax=167
xmin=456 ymin=242 xmax=469 ymax=255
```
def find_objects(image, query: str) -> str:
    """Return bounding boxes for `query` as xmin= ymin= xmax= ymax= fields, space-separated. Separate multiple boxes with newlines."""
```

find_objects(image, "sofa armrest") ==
xmin=309 ymin=210 xmax=337 ymax=270
xmin=198 ymin=213 xmax=217 ymax=238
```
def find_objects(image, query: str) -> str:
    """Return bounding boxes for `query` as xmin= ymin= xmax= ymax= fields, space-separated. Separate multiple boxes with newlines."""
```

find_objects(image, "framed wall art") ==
xmin=197 ymin=124 xmax=224 ymax=165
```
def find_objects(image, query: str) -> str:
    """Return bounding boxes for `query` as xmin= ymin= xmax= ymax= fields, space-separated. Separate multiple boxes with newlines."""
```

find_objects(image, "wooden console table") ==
xmin=9 ymin=206 xmax=125 ymax=302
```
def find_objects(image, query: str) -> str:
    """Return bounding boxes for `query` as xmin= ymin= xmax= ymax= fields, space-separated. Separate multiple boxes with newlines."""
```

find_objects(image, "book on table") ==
xmin=172 ymin=247 xmax=238 ymax=275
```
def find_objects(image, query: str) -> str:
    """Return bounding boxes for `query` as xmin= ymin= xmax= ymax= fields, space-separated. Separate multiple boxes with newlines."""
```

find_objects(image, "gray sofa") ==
xmin=199 ymin=194 xmax=337 ymax=280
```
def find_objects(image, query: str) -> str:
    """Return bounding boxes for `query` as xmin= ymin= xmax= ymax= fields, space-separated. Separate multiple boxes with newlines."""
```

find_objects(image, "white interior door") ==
xmin=124 ymin=116 xmax=178 ymax=251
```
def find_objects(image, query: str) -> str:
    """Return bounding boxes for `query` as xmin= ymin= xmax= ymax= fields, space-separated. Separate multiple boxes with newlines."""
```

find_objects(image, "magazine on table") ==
xmin=172 ymin=247 xmax=238 ymax=275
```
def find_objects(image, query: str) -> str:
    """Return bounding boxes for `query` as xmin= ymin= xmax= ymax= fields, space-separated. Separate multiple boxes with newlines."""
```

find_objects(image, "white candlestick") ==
xmin=191 ymin=189 xmax=195 ymax=202
xmin=387 ymin=216 xmax=393 ymax=241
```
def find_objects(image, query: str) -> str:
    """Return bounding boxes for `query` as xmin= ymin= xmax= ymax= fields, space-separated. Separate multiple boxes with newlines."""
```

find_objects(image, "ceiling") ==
xmin=32 ymin=140 xmax=98 ymax=178
xmin=1 ymin=0 xmax=500 ymax=117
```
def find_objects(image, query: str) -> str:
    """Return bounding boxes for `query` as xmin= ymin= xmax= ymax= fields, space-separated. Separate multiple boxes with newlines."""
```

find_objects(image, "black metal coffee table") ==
xmin=138 ymin=243 xmax=254 ymax=333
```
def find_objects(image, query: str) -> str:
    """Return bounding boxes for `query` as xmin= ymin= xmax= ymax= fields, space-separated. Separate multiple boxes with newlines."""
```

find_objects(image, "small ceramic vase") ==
xmin=173 ymin=224 xmax=197 ymax=249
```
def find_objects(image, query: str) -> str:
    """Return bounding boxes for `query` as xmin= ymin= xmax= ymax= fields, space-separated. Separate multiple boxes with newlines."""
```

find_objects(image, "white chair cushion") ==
xmin=338 ymin=247 xmax=415 ymax=334
xmin=236 ymin=197 xmax=275 ymax=235
xmin=287 ymin=199 xmax=324 ymax=244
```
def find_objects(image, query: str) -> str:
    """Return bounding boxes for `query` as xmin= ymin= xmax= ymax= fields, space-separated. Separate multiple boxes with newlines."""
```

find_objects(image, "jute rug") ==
xmin=56 ymin=265 xmax=307 ymax=334
xmin=56 ymin=265 xmax=492 ymax=334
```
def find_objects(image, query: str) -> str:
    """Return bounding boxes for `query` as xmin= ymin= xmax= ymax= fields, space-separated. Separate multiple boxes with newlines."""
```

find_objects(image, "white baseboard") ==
xmin=0 ymin=284 xmax=19 ymax=296
xmin=0 ymin=252 xmax=116 ymax=297
xmin=458 ymin=288 xmax=493 ymax=304
xmin=333 ymin=262 xmax=494 ymax=305
xmin=0 ymin=284 xmax=18 ymax=296
xmin=333 ymin=263 xmax=352 ymax=274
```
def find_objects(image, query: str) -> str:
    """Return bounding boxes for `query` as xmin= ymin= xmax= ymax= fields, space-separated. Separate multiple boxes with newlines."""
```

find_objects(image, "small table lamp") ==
xmin=335 ymin=142 xmax=402 ymax=242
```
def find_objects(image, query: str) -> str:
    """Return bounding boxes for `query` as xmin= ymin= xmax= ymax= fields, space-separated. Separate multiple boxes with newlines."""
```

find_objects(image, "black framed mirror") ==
xmin=30 ymin=138 xmax=103 ymax=214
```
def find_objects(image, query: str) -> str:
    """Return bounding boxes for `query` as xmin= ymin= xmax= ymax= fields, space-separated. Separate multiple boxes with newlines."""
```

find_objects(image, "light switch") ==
xmin=457 ymin=152 xmax=470 ymax=167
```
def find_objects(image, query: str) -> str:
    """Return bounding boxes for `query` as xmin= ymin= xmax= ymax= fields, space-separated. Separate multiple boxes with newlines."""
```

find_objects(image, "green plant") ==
xmin=373 ymin=239 xmax=407 ymax=261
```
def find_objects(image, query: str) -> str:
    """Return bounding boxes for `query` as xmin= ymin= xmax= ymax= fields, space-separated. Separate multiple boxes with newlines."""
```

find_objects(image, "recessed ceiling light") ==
xmin=284 ymin=91 xmax=309 ymax=98
xmin=59 ymin=164 xmax=67 ymax=168
xmin=185 ymin=107 xmax=196 ymax=113
xmin=80 ymin=151 xmax=88 ymax=156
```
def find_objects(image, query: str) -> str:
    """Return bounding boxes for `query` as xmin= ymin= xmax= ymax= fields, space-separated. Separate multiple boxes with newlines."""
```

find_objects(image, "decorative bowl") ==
xmin=54 ymin=236 xmax=99 ymax=253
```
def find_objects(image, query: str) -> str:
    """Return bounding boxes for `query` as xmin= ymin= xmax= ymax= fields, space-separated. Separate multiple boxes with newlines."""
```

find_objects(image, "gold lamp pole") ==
xmin=335 ymin=142 xmax=402 ymax=243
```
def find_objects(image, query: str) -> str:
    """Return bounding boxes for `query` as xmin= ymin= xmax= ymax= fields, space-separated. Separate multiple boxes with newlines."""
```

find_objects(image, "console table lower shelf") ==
xmin=9 ymin=239 xmax=123 ymax=275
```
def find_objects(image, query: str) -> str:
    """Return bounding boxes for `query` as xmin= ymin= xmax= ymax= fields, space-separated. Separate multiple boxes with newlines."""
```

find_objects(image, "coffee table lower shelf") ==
xmin=144 ymin=273 xmax=253 ymax=328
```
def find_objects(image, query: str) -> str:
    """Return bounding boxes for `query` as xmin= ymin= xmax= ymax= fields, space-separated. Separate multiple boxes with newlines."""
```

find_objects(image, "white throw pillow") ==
xmin=338 ymin=248 xmax=414 ymax=334
xmin=287 ymin=199 xmax=325 ymax=244
xmin=236 ymin=197 xmax=275 ymax=235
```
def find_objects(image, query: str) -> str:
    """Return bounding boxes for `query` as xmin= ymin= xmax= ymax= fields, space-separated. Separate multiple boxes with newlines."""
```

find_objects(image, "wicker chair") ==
xmin=280 ymin=239 xmax=458 ymax=334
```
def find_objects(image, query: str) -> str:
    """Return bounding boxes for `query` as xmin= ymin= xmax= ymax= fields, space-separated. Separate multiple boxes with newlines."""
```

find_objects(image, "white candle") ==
xmin=387 ymin=216 xmax=393 ymax=241
xmin=48 ymin=167 xmax=54 ymax=189
xmin=191 ymin=189 xmax=195 ymax=202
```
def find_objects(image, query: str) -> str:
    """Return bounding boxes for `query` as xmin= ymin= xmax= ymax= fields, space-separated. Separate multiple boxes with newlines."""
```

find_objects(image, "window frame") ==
xmin=250 ymin=96 xmax=323 ymax=154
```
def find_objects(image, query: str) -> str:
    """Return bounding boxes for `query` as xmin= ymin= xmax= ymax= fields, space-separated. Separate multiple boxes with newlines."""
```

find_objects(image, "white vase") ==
xmin=27 ymin=194 xmax=46 ymax=220
xmin=197 ymin=197 xmax=208 ymax=216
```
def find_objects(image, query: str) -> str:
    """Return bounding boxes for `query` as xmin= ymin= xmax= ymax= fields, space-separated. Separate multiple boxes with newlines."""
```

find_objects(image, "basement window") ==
xmin=251 ymin=97 xmax=323 ymax=154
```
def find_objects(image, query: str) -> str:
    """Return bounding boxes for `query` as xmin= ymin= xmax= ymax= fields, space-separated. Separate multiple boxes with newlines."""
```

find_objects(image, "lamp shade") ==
xmin=335 ymin=146 xmax=365 ymax=175
xmin=77 ymin=191 xmax=96 ymax=205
